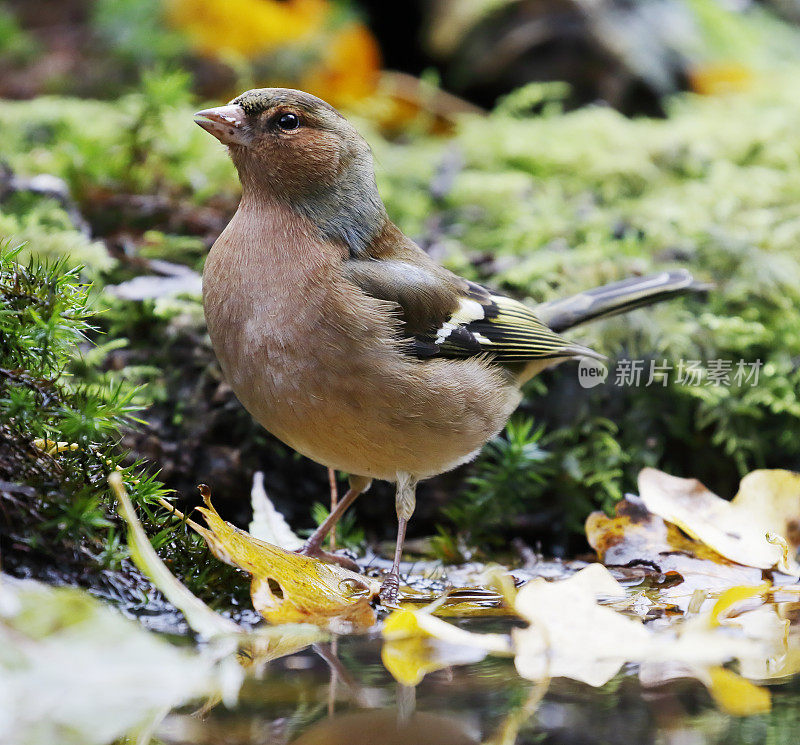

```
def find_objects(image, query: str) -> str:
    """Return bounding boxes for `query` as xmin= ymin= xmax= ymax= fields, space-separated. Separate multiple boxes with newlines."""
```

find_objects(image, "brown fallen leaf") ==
xmin=586 ymin=496 xmax=766 ymax=613
xmin=638 ymin=468 xmax=800 ymax=575
xmin=191 ymin=485 xmax=379 ymax=629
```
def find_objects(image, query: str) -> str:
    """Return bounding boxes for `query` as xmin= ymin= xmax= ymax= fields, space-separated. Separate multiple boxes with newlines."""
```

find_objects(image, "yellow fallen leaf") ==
xmin=192 ymin=485 xmax=379 ymax=629
xmin=382 ymin=607 xmax=510 ymax=652
xmin=638 ymin=468 xmax=800 ymax=575
xmin=706 ymin=666 xmax=771 ymax=716
xmin=381 ymin=636 xmax=451 ymax=688
xmin=639 ymin=662 xmax=771 ymax=718
xmin=114 ymin=471 xmax=330 ymax=699
xmin=238 ymin=624 xmax=326 ymax=669
xmin=381 ymin=605 xmax=511 ymax=686
xmin=708 ymin=584 xmax=771 ymax=627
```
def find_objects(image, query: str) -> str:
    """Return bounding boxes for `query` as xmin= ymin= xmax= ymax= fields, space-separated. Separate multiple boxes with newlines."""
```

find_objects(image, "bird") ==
xmin=195 ymin=88 xmax=706 ymax=604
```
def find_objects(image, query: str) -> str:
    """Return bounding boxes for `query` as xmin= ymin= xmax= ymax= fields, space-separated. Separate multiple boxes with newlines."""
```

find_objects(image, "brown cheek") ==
xmin=243 ymin=131 xmax=342 ymax=197
xmin=289 ymin=130 xmax=342 ymax=187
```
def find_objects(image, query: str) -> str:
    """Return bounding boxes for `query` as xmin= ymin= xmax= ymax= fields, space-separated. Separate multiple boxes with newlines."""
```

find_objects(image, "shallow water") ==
xmin=152 ymin=618 xmax=800 ymax=745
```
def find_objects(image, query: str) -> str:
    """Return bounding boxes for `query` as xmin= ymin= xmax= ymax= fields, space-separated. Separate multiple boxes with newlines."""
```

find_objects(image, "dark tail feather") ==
xmin=536 ymin=269 xmax=711 ymax=333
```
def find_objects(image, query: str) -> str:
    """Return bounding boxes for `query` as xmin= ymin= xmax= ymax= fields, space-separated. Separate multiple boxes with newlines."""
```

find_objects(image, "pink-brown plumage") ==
xmin=203 ymin=195 xmax=520 ymax=483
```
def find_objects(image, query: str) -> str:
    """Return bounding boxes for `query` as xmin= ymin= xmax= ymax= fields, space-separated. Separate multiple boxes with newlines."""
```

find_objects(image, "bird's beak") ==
xmin=194 ymin=104 xmax=251 ymax=147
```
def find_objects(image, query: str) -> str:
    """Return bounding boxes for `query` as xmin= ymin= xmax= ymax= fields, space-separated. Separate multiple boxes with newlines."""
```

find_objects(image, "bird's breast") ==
xmin=201 ymin=201 xmax=519 ymax=480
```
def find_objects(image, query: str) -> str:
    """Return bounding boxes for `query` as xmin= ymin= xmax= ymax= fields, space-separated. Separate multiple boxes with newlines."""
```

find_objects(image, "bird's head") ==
xmin=195 ymin=88 xmax=385 ymax=254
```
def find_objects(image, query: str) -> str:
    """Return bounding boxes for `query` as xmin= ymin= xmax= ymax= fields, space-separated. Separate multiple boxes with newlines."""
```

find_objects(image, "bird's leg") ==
xmin=379 ymin=473 xmax=417 ymax=605
xmin=298 ymin=474 xmax=370 ymax=570
xmin=327 ymin=467 xmax=338 ymax=551
xmin=380 ymin=519 xmax=408 ymax=604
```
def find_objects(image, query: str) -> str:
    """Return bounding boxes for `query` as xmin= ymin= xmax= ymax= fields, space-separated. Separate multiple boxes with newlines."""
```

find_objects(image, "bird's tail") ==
xmin=535 ymin=269 xmax=711 ymax=333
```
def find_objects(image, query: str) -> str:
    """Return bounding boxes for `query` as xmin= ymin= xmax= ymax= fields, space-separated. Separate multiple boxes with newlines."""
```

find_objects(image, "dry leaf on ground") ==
xmin=511 ymin=564 xmax=650 ymax=686
xmin=638 ymin=468 xmax=800 ymax=575
xmin=112 ymin=473 xmax=242 ymax=642
xmin=586 ymin=495 xmax=766 ymax=613
xmin=380 ymin=563 xmax=771 ymax=710
xmin=114 ymin=472 xmax=328 ymax=677
xmin=193 ymin=486 xmax=379 ymax=629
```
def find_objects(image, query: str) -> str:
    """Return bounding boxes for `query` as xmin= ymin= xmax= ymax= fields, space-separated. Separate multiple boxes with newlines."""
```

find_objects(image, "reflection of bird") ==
xmin=291 ymin=708 xmax=479 ymax=745
xmin=196 ymin=88 xmax=706 ymax=602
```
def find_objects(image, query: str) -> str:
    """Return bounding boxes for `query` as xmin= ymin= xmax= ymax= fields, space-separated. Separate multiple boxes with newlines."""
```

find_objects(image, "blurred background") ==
xmin=4 ymin=0 xmax=800 ymax=118
xmin=3 ymin=0 xmax=800 ymax=596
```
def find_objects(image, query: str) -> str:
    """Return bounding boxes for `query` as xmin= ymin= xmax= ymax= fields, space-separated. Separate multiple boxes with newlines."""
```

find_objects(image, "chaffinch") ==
xmin=195 ymin=88 xmax=705 ymax=603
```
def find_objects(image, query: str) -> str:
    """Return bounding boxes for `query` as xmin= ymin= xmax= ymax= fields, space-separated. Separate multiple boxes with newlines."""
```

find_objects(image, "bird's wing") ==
xmin=343 ymin=259 xmax=601 ymax=363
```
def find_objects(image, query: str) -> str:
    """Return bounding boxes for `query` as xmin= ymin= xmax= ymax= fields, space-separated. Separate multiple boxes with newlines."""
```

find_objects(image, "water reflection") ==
xmin=291 ymin=708 xmax=480 ymax=745
xmin=155 ymin=629 xmax=800 ymax=745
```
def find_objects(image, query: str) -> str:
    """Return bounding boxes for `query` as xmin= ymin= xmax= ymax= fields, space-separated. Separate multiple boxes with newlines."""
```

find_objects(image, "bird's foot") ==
xmin=295 ymin=542 xmax=359 ymax=572
xmin=378 ymin=572 xmax=401 ymax=606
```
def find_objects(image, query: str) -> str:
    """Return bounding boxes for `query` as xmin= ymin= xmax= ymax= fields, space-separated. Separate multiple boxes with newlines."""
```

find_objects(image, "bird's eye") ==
xmin=277 ymin=112 xmax=300 ymax=131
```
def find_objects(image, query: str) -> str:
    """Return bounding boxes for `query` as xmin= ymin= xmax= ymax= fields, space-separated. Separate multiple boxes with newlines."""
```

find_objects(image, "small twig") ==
xmin=156 ymin=497 xmax=205 ymax=532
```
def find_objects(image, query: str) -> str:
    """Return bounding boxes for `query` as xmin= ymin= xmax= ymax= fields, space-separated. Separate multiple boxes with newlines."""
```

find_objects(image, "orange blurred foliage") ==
xmin=165 ymin=0 xmax=380 ymax=106
xmin=299 ymin=23 xmax=380 ymax=105
xmin=689 ymin=62 xmax=754 ymax=96
xmin=166 ymin=0 xmax=328 ymax=57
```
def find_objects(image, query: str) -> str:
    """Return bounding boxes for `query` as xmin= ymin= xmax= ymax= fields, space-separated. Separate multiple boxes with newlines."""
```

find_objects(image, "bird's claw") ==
xmin=378 ymin=572 xmax=401 ymax=606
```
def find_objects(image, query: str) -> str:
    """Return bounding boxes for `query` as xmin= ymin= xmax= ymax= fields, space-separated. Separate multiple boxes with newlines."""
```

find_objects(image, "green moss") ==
xmin=0 ymin=194 xmax=114 ymax=276
xmin=0 ymin=244 xmax=143 ymax=563
xmin=0 ymin=72 xmax=235 ymax=202
xmin=0 ymin=244 xmax=248 ymax=608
